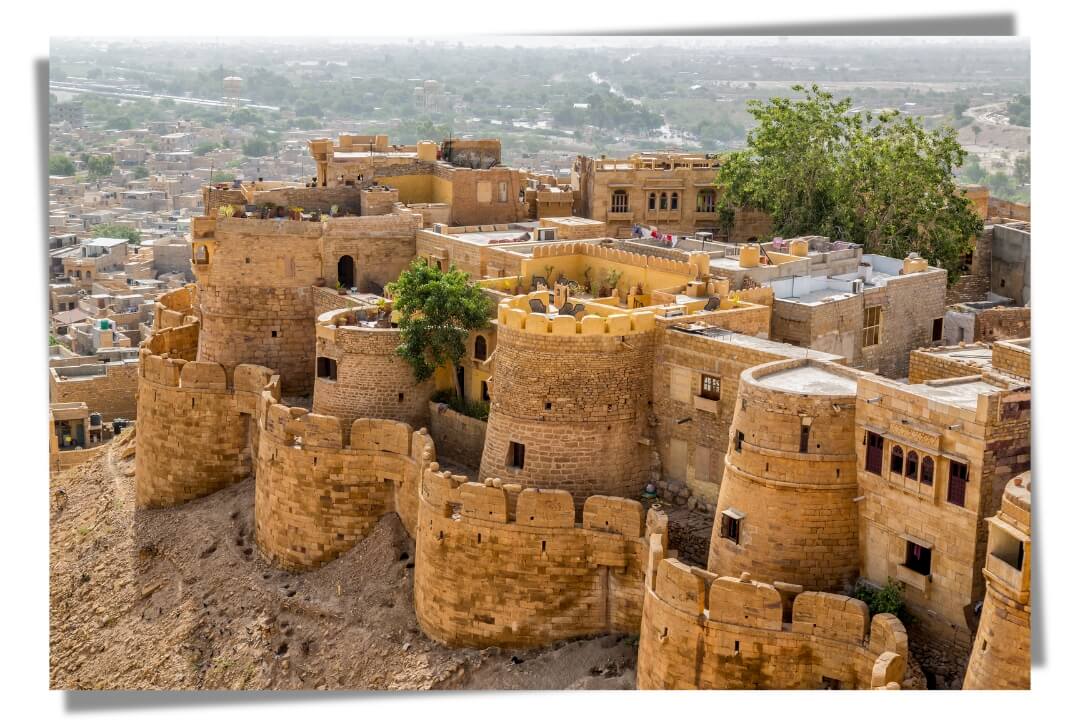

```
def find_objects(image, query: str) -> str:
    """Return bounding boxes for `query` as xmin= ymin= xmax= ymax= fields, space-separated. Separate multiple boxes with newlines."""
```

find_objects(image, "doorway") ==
xmin=337 ymin=255 xmax=355 ymax=288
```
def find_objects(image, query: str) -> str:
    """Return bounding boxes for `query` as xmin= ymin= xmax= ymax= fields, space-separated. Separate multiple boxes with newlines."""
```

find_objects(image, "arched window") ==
xmin=670 ymin=192 xmax=679 ymax=211
xmin=474 ymin=335 xmax=488 ymax=361
xmin=920 ymin=456 xmax=935 ymax=485
xmin=697 ymin=189 xmax=717 ymax=213
xmin=337 ymin=255 xmax=355 ymax=288
xmin=194 ymin=245 xmax=208 ymax=264
xmin=648 ymin=192 xmax=657 ymax=211
xmin=611 ymin=189 xmax=628 ymax=213
xmin=659 ymin=192 xmax=668 ymax=210
xmin=890 ymin=445 xmax=904 ymax=474
xmin=905 ymin=450 xmax=918 ymax=479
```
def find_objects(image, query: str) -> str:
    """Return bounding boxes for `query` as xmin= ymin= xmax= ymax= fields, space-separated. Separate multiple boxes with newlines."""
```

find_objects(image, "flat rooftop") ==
xmin=670 ymin=325 xmax=841 ymax=362
xmin=757 ymin=364 xmax=858 ymax=395
xmin=333 ymin=151 xmax=419 ymax=160
xmin=920 ymin=345 xmax=994 ymax=370
xmin=902 ymin=378 xmax=1002 ymax=410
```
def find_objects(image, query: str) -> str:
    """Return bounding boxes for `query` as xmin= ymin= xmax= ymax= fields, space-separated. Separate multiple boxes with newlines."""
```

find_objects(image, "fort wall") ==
xmin=708 ymin=359 xmax=864 ymax=591
xmin=413 ymin=468 xmax=660 ymax=647
xmin=253 ymin=399 xmax=434 ymax=571
xmin=636 ymin=556 xmax=908 ymax=689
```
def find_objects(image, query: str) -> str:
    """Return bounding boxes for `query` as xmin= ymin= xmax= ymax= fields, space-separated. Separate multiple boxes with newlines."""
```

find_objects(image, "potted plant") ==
xmin=275 ymin=205 xmax=286 ymax=218
xmin=288 ymin=206 xmax=303 ymax=221
xmin=314 ymin=277 xmax=327 ymax=288
xmin=217 ymin=203 xmax=235 ymax=218
xmin=336 ymin=281 xmax=347 ymax=296
xmin=330 ymin=204 xmax=340 ymax=217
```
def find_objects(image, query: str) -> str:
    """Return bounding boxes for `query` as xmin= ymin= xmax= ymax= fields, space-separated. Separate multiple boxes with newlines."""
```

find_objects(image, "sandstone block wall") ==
xmin=320 ymin=214 xmax=421 ymax=292
xmin=428 ymin=401 xmax=487 ymax=469
xmin=135 ymin=348 xmax=278 ymax=509
xmin=708 ymin=359 xmax=864 ymax=592
xmin=478 ymin=309 xmax=656 ymax=506
xmin=636 ymin=556 xmax=908 ymax=689
xmin=311 ymin=310 xmax=434 ymax=428
xmin=907 ymin=344 xmax=989 ymax=384
xmin=855 ymin=374 xmax=1030 ymax=660
xmin=254 ymin=400 xmax=433 ymax=571
xmin=414 ymin=469 xmax=660 ymax=648
xmin=991 ymin=339 xmax=1031 ymax=380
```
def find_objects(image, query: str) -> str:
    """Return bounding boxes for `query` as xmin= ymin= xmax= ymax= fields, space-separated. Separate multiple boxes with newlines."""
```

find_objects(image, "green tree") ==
xmin=386 ymin=259 xmax=492 ymax=384
xmin=132 ymin=165 xmax=150 ymax=179
xmin=193 ymin=141 xmax=219 ymax=156
xmin=716 ymin=84 xmax=982 ymax=280
xmin=91 ymin=223 xmax=140 ymax=244
xmin=85 ymin=154 xmax=115 ymax=179
xmin=49 ymin=154 xmax=76 ymax=176
xmin=242 ymin=137 xmax=271 ymax=157
xmin=107 ymin=115 xmax=133 ymax=130
xmin=1014 ymin=153 xmax=1031 ymax=186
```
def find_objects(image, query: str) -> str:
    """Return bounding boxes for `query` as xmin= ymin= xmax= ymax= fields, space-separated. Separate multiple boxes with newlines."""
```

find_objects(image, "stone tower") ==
xmin=477 ymin=297 xmax=657 ymax=507
xmin=963 ymin=471 xmax=1031 ymax=689
xmin=707 ymin=358 xmax=865 ymax=591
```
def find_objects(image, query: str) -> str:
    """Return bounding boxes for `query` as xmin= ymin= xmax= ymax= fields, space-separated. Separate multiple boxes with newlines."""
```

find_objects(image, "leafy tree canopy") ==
xmin=85 ymin=154 xmax=115 ymax=179
xmin=132 ymin=165 xmax=150 ymax=179
xmin=91 ymin=223 xmax=140 ymax=243
xmin=242 ymin=137 xmax=272 ymax=157
xmin=49 ymin=154 xmax=76 ymax=176
xmin=386 ymin=260 xmax=492 ymax=383
xmin=715 ymin=84 xmax=982 ymax=280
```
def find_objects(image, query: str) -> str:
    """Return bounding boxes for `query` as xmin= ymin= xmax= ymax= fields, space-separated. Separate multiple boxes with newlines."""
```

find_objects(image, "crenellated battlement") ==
xmin=529 ymin=240 xmax=706 ymax=279
xmin=413 ymin=465 xmax=659 ymax=648
xmin=496 ymin=295 xmax=657 ymax=336
xmin=638 ymin=556 xmax=908 ymax=690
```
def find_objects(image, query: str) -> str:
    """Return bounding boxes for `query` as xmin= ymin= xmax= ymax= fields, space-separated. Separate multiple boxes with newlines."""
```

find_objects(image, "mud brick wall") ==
xmin=478 ymin=308 xmax=657 ymax=506
xmin=135 ymin=349 xmax=277 ymax=509
xmin=428 ymin=401 xmax=487 ymax=469
xmin=976 ymin=307 xmax=1030 ymax=344
xmin=413 ymin=470 xmax=659 ymax=648
xmin=708 ymin=360 xmax=864 ymax=592
xmin=636 ymin=556 xmax=908 ymax=689
xmin=50 ymin=360 xmax=139 ymax=421
xmin=964 ymin=473 xmax=1031 ymax=689
xmin=253 ymin=403 xmax=433 ymax=571
xmin=859 ymin=268 xmax=948 ymax=379
xmin=312 ymin=316 xmax=433 ymax=429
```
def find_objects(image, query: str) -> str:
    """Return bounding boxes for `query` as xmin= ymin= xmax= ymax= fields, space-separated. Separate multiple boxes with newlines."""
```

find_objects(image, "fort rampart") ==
xmin=636 ymin=554 xmax=908 ymax=689
xmin=414 ymin=468 xmax=663 ymax=647
xmin=253 ymin=397 xmax=434 ymax=571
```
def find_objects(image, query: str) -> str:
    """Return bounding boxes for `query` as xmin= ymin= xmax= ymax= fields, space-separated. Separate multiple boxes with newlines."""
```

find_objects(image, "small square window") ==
xmin=271 ymin=330 xmax=278 ymax=338
xmin=316 ymin=357 xmax=337 ymax=380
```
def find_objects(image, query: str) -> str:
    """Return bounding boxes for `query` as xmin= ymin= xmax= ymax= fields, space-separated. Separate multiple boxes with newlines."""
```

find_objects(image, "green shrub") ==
xmin=853 ymin=578 xmax=907 ymax=620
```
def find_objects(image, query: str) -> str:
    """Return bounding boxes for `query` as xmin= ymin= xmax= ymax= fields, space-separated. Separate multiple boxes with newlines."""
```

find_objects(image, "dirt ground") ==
xmin=49 ymin=430 xmax=637 ymax=690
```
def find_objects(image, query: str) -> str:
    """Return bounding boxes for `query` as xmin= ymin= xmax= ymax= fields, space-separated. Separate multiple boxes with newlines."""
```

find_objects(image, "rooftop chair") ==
xmin=557 ymin=302 xmax=575 ymax=316
xmin=703 ymin=295 xmax=721 ymax=311
xmin=528 ymin=298 xmax=547 ymax=314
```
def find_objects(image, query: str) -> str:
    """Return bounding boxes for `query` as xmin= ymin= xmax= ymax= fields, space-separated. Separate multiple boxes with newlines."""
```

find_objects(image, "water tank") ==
xmin=99 ymin=319 xmax=110 ymax=330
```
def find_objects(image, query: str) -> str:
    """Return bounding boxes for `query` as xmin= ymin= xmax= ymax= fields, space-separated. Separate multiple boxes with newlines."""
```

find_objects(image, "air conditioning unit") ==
xmin=537 ymin=227 xmax=557 ymax=242
xmin=850 ymin=278 xmax=864 ymax=294
xmin=432 ymin=223 xmax=447 ymax=234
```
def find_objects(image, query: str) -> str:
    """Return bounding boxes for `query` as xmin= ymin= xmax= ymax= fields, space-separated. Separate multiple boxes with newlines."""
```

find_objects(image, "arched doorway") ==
xmin=337 ymin=255 xmax=355 ymax=288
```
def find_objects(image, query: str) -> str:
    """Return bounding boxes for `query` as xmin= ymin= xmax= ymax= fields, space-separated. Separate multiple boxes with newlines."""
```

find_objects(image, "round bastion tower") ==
xmin=191 ymin=216 xmax=325 ymax=395
xmin=477 ymin=295 xmax=658 ymax=507
xmin=963 ymin=472 xmax=1031 ymax=689
xmin=311 ymin=307 xmax=435 ymax=428
xmin=707 ymin=358 xmax=865 ymax=592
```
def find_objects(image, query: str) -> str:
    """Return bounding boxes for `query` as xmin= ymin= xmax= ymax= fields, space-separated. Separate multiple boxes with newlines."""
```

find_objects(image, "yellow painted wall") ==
xmin=379 ymin=174 xmax=452 ymax=206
